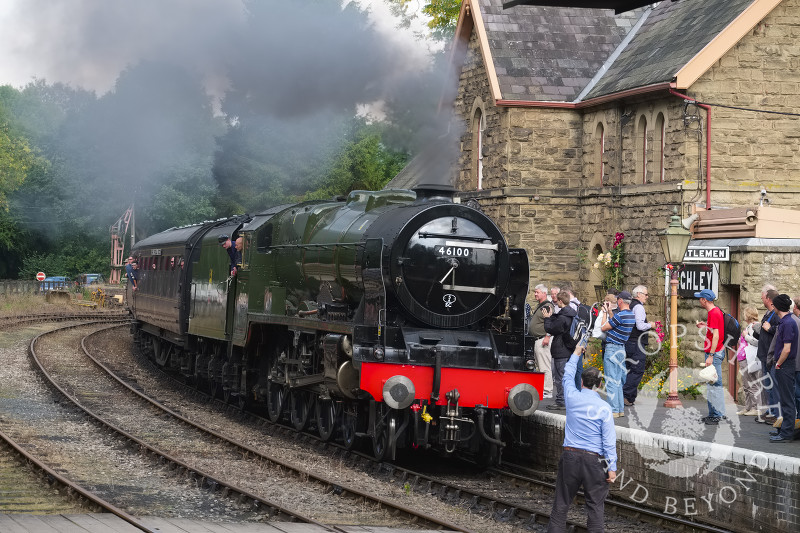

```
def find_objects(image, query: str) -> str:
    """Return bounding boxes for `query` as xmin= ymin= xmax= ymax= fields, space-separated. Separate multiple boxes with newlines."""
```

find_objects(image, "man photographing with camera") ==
xmin=546 ymin=338 xmax=617 ymax=533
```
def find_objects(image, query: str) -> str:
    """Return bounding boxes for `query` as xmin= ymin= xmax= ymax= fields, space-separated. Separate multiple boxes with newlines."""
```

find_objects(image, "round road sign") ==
xmin=36 ymin=272 xmax=46 ymax=281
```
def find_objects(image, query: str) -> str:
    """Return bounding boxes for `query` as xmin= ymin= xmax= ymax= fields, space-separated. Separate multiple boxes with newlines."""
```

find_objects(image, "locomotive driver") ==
xmin=219 ymin=234 xmax=241 ymax=276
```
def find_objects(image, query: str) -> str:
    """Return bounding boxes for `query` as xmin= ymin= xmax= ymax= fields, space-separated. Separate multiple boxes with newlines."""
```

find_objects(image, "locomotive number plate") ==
xmin=438 ymin=246 xmax=470 ymax=257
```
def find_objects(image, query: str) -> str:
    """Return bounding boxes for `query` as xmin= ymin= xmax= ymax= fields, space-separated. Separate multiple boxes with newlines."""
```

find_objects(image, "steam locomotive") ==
xmin=128 ymin=185 xmax=543 ymax=464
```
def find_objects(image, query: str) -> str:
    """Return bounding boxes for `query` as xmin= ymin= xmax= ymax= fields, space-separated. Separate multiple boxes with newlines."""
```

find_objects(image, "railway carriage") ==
xmin=129 ymin=185 xmax=543 ymax=464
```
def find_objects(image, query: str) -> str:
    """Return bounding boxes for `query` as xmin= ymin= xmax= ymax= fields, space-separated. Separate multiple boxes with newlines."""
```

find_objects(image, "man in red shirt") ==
xmin=695 ymin=289 xmax=727 ymax=425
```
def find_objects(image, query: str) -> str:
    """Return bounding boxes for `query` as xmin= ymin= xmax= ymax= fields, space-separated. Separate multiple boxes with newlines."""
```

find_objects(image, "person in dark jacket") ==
xmin=542 ymin=291 xmax=578 ymax=410
xmin=754 ymin=287 xmax=780 ymax=423
xmin=219 ymin=234 xmax=241 ymax=277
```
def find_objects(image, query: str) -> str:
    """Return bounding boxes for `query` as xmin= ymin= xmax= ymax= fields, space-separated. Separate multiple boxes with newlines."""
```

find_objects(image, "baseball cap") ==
xmin=218 ymin=234 xmax=229 ymax=244
xmin=694 ymin=289 xmax=716 ymax=300
xmin=617 ymin=290 xmax=632 ymax=301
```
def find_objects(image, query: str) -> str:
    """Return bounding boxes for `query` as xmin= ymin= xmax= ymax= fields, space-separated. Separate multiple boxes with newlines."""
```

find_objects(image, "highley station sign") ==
xmin=674 ymin=245 xmax=728 ymax=298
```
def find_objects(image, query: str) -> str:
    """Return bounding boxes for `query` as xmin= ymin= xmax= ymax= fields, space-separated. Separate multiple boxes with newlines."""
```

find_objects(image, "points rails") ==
xmin=29 ymin=320 xmax=472 ymax=533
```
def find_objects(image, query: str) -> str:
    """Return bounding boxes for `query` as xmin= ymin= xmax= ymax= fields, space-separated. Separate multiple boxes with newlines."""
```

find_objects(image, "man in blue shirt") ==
xmin=601 ymin=291 xmax=635 ymax=417
xmin=768 ymin=294 xmax=797 ymax=442
xmin=547 ymin=346 xmax=617 ymax=533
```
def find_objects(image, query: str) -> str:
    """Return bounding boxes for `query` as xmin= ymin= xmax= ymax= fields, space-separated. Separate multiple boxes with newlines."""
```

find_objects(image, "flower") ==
xmin=653 ymin=320 xmax=666 ymax=342
xmin=591 ymin=233 xmax=626 ymax=289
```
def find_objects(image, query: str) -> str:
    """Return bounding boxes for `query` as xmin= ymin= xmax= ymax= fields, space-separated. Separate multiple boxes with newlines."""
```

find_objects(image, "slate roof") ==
xmin=479 ymin=0 xmax=757 ymax=103
xmin=503 ymin=0 xmax=659 ymax=12
xmin=481 ymin=0 xmax=643 ymax=101
xmin=583 ymin=0 xmax=756 ymax=99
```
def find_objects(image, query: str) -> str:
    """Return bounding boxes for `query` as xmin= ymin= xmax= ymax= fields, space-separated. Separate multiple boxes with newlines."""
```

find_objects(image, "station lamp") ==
xmin=658 ymin=208 xmax=692 ymax=408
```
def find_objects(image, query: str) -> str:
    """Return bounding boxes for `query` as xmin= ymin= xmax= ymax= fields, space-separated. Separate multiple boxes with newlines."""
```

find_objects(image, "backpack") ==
xmin=568 ymin=303 xmax=595 ymax=346
xmin=719 ymin=308 xmax=741 ymax=350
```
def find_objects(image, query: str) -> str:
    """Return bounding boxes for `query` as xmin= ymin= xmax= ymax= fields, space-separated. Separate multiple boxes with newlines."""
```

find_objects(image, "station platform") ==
xmin=0 ymin=515 xmax=447 ymax=533
xmin=526 ymin=394 xmax=800 ymax=532
xmin=540 ymin=394 xmax=800 ymax=457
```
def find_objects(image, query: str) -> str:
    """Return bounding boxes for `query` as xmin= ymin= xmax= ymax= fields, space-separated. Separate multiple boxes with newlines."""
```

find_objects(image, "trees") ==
xmin=389 ymin=0 xmax=461 ymax=42
xmin=0 ymin=91 xmax=36 ymax=212
xmin=303 ymin=119 xmax=408 ymax=200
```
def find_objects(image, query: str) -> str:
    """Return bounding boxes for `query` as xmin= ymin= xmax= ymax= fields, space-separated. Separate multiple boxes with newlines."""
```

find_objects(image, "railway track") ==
xmin=0 ymin=316 xmax=322 ymax=532
xmin=0 ymin=311 xmax=127 ymax=330
xmin=0 ymin=426 xmax=155 ymax=532
xmin=114 ymin=327 xmax=734 ymax=533
xmin=0 ymin=313 xmax=733 ymax=533
xmin=122 ymin=326 xmax=730 ymax=533
xmin=30 ymin=321 xmax=476 ymax=532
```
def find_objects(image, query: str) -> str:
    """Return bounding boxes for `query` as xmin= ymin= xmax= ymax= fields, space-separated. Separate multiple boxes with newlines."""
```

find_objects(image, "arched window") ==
xmin=655 ymin=112 xmax=666 ymax=182
xmin=473 ymin=108 xmax=485 ymax=190
xmin=636 ymin=115 xmax=648 ymax=184
xmin=594 ymin=122 xmax=605 ymax=186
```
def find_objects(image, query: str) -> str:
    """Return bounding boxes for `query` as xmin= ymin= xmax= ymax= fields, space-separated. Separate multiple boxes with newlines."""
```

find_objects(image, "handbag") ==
xmin=591 ymin=310 xmax=607 ymax=341
xmin=744 ymin=344 xmax=761 ymax=373
xmin=698 ymin=364 xmax=718 ymax=383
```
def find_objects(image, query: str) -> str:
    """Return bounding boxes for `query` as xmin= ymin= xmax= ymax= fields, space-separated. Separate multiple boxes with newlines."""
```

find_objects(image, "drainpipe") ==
xmin=669 ymin=88 xmax=711 ymax=210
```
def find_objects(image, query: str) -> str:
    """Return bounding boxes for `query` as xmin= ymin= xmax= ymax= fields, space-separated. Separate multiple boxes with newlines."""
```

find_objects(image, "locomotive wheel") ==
xmin=209 ymin=379 xmax=223 ymax=399
xmin=316 ymin=400 xmax=338 ymax=441
xmin=266 ymin=381 xmax=286 ymax=423
xmin=340 ymin=406 xmax=360 ymax=450
xmin=372 ymin=403 xmax=397 ymax=462
xmin=153 ymin=338 xmax=170 ymax=366
xmin=238 ymin=389 xmax=251 ymax=411
xmin=223 ymin=387 xmax=235 ymax=405
xmin=289 ymin=390 xmax=313 ymax=431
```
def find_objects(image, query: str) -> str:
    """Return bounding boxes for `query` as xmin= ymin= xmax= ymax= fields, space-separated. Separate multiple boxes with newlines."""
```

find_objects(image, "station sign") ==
xmin=683 ymin=245 xmax=729 ymax=262
xmin=677 ymin=263 xmax=719 ymax=298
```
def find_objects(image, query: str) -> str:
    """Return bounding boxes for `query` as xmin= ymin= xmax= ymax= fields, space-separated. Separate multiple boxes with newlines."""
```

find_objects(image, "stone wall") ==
xmin=451 ymin=2 xmax=800 ymax=325
xmin=689 ymin=0 xmax=800 ymax=195
xmin=518 ymin=412 xmax=799 ymax=533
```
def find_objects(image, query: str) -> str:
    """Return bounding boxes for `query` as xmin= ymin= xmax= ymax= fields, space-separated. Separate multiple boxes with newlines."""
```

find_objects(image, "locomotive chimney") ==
xmin=413 ymin=184 xmax=456 ymax=203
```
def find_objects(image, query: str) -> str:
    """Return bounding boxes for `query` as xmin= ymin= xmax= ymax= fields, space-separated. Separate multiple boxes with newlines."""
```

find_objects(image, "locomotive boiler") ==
xmin=129 ymin=185 xmax=543 ymax=464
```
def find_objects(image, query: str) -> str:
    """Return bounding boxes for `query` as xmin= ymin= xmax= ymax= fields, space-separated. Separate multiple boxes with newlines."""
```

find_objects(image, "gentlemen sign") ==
xmin=683 ymin=245 xmax=729 ymax=262
xmin=677 ymin=263 xmax=719 ymax=297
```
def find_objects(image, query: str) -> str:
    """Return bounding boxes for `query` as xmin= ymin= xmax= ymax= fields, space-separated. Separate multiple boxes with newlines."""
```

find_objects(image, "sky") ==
xmin=0 ymin=0 xmax=435 ymax=96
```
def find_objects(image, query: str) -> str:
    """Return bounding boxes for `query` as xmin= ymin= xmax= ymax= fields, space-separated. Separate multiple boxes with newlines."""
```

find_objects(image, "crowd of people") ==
xmin=731 ymin=286 xmax=799 ymax=443
xmin=530 ymin=282 xmax=799 ymax=531
xmin=527 ymin=282 xmax=800 ymax=437
xmin=528 ymin=283 xmax=654 ymax=417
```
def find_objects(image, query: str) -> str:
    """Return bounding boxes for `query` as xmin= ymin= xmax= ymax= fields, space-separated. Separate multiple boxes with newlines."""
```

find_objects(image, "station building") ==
xmin=390 ymin=4 xmax=800 ymax=530
xmin=409 ymin=0 xmax=800 ymax=349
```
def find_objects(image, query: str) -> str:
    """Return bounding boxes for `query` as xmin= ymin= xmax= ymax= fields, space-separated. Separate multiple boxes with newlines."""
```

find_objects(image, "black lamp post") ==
xmin=658 ymin=208 xmax=692 ymax=408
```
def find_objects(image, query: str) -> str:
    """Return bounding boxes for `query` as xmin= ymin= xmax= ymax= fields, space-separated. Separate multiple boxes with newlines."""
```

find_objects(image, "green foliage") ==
xmin=18 ymin=240 xmax=109 ymax=280
xmin=146 ymin=180 xmax=218 ymax=229
xmin=640 ymin=337 xmax=703 ymax=399
xmin=0 ymin=100 xmax=37 ymax=210
xmin=303 ymin=121 xmax=408 ymax=200
xmin=422 ymin=0 xmax=462 ymax=41
xmin=590 ymin=233 xmax=626 ymax=290
xmin=388 ymin=0 xmax=461 ymax=42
